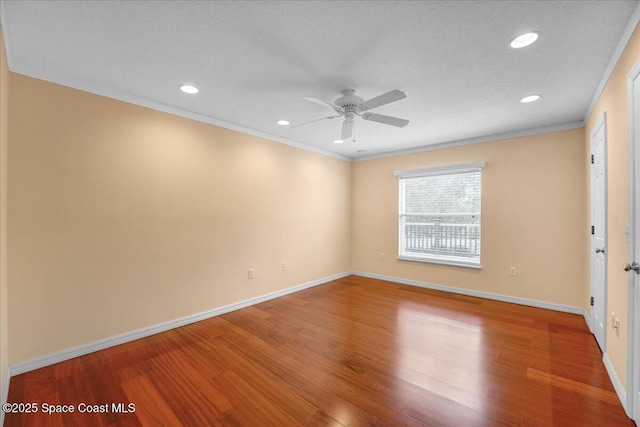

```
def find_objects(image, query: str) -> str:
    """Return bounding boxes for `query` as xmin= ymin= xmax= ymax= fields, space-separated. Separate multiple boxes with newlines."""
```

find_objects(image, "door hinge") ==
xmin=591 ymin=225 xmax=595 ymax=235
xmin=590 ymin=296 xmax=594 ymax=306
xmin=591 ymin=154 xmax=594 ymax=164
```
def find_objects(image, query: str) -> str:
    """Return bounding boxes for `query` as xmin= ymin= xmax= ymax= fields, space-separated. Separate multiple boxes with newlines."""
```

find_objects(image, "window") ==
xmin=394 ymin=162 xmax=485 ymax=268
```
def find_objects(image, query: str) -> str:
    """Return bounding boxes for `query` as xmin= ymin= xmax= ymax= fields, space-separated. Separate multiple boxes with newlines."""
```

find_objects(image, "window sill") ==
xmin=397 ymin=255 xmax=482 ymax=270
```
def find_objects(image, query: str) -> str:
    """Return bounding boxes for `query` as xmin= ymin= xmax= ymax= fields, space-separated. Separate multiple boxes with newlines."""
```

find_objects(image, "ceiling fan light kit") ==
xmin=295 ymin=89 xmax=409 ymax=143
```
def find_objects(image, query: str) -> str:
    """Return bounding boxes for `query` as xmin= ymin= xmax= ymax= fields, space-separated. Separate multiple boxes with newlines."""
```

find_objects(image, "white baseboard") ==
xmin=603 ymin=352 xmax=629 ymax=417
xmin=0 ymin=365 xmax=10 ymax=426
xmin=353 ymin=271 xmax=585 ymax=315
xmin=10 ymin=271 xmax=352 ymax=376
xmin=584 ymin=309 xmax=593 ymax=333
xmin=355 ymin=271 xmax=635 ymax=413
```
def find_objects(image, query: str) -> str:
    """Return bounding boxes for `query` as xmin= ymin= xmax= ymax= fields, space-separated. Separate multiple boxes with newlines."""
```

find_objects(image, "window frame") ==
xmin=394 ymin=161 xmax=485 ymax=269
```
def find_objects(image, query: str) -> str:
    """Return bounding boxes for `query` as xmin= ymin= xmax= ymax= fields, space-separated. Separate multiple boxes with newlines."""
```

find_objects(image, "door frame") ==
xmin=590 ymin=112 xmax=608 ymax=352
xmin=625 ymin=58 xmax=640 ymax=422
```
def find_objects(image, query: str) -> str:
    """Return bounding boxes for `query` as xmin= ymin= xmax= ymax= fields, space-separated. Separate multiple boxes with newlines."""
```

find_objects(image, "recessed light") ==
xmin=180 ymin=84 xmax=199 ymax=94
xmin=520 ymin=94 xmax=541 ymax=103
xmin=277 ymin=120 xmax=290 ymax=126
xmin=334 ymin=139 xmax=344 ymax=144
xmin=510 ymin=32 xmax=539 ymax=49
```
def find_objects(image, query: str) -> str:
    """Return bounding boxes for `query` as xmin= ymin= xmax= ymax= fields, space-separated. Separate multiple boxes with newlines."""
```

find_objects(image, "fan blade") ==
xmin=341 ymin=120 xmax=354 ymax=140
xmin=303 ymin=96 xmax=344 ymax=113
xmin=361 ymin=89 xmax=406 ymax=111
xmin=361 ymin=112 xmax=409 ymax=128
xmin=290 ymin=115 xmax=340 ymax=129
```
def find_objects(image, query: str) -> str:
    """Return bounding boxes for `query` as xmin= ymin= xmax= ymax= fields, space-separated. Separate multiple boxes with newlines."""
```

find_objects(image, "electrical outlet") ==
xmin=380 ymin=253 xmax=385 ymax=261
xmin=509 ymin=267 xmax=517 ymax=277
xmin=248 ymin=268 xmax=254 ymax=279
xmin=611 ymin=313 xmax=621 ymax=335
xmin=282 ymin=262 xmax=287 ymax=271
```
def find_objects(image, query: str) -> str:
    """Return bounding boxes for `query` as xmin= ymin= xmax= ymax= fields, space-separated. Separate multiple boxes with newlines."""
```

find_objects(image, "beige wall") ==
xmin=4 ymin=21 xmax=639 ymax=393
xmin=7 ymin=74 xmax=351 ymax=363
xmin=0 ymin=28 xmax=9 ymax=397
xmin=585 ymin=23 xmax=640 ymax=389
xmin=352 ymin=128 xmax=587 ymax=307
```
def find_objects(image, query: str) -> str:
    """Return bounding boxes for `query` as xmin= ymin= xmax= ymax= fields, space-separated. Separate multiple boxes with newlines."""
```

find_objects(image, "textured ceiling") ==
xmin=1 ymin=1 xmax=638 ymax=160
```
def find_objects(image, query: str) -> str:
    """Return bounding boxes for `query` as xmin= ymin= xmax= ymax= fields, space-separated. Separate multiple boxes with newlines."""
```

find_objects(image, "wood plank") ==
xmin=120 ymin=375 xmax=182 ymax=427
xmin=526 ymin=367 xmax=620 ymax=405
xmin=142 ymin=348 xmax=231 ymax=426
xmin=5 ymin=275 xmax=636 ymax=426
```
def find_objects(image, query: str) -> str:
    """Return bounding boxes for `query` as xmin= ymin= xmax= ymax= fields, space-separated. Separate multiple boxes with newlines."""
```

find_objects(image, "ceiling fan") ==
xmin=293 ymin=89 xmax=409 ymax=142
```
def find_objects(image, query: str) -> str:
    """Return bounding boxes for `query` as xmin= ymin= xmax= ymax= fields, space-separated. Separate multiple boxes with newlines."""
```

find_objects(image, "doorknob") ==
xmin=623 ymin=262 xmax=640 ymax=274
xmin=595 ymin=248 xmax=605 ymax=254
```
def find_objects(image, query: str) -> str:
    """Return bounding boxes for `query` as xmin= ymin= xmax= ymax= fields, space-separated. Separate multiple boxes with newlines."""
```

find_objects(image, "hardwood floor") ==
xmin=4 ymin=275 xmax=636 ymax=426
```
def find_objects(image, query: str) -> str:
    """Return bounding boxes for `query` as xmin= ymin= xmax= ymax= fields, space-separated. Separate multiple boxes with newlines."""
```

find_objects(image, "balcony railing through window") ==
xmin=399 ymin=213 xmax=480 ymax=260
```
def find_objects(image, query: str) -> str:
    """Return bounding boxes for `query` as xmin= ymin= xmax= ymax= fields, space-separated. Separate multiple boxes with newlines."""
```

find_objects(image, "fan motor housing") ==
xmin=335 ymin=89 xmax=363 ymax=112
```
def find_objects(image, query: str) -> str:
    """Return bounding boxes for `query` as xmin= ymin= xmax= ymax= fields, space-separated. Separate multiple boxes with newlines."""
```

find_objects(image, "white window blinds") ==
xmin=395 ymin=162 xmax=484 ymax=268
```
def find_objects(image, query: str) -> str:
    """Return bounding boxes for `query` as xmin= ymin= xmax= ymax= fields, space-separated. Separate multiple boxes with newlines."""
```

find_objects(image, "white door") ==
xmin=627 ymin=61 xmax=640 ymax=422
xmin=590 ymin=113 xmax=607 ymax=352
xmin=632 ymin=184 xmax=640 ymax=422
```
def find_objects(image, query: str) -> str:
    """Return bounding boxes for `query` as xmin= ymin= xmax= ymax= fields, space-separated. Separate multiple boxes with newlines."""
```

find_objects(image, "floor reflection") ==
xmin=395 ymin=301 xmax=488 ymax=411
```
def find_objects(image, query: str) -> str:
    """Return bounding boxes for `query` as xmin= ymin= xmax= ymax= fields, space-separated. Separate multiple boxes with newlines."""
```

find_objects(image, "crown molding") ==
xmin=1 ymin=62 xmax=590 ymax=165
xmin=352 ymin=121 xmax=584 ymax=162
xmin=584 ymin=0 xmax=640 ymax=122
xmin=8 ymin=62 xmax=352 ymax=162
xmin=0 ymin=1 xmax=13 ymax=70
